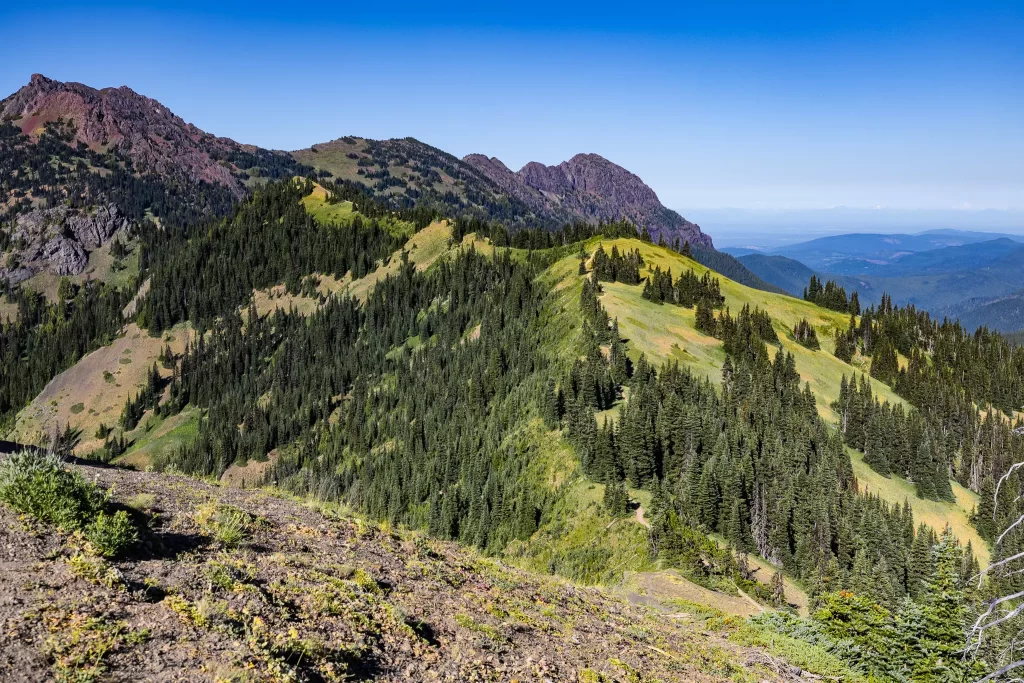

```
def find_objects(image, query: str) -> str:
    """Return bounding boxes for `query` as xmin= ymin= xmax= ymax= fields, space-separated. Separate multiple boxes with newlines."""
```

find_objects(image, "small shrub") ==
xmin=0 ymin=450 xmax=139 ymax=558
xmin=127 ymin=492 xmax=156 ymax=511
xmin=85 ymin=510 xmax=138 ymax=557
xmin=0 ymin=450 xmax=104 ymax=531
xmin=70 ymin=402 xmax=85 ymax=414
xmin=68 ymin=553 xmax=123 ymax=589
xmin=195 ymin=503 xmax=252 ymax=548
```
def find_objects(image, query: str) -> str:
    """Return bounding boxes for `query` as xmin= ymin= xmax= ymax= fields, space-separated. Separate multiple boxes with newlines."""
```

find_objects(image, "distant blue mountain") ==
xmin=826 ymin=238 xmax=1024 ymax=277
xmin=737 ymin=253 xmax=876 ymax=300
xmin=942 ymin=290 xmax=1024 ymax=334
xmin=769 ymin=232 xmax=1024 ymax=271
xmin=731 ymin=231 xmax=1024 ymax=333
xmin=720 ymin=246 xmax=765 ymax=257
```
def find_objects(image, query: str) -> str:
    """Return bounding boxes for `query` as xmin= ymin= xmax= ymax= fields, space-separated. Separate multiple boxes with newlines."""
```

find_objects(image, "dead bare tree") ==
xmin=966 ymin=461 xmax=1024 ymax=681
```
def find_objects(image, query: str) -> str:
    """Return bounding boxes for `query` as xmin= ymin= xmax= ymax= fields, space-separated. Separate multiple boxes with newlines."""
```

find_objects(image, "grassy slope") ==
xmin=291 ymin=138 xmax=371 ymax=184
xmin=300 ymin=181 xmax=415 ymax=238
xmin=849 ymin=447 xmax=989 ymax=565
xmin=292 ymin=138 xmax=467 ymax=205
xmin=557 ymin=238 xmax=988 ymax=565
xmin=591 ymin=237 xmax=902 ymax=422
xmin=8 ymin=323 xmax=190 ymax=454
xmin=250 ymin=274 xmax=350 ymax=318
xmin=115 ymin=408 xmax=201 ymax=470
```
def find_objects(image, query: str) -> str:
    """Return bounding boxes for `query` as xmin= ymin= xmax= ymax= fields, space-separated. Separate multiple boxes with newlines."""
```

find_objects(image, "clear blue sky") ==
xmin=2 ymin=1 xmax=1022 ymax=219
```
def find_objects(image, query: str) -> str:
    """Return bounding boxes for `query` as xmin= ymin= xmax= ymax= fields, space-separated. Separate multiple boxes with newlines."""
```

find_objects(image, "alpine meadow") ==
xmin=1 ymin=5 xmax=1023 ymax=680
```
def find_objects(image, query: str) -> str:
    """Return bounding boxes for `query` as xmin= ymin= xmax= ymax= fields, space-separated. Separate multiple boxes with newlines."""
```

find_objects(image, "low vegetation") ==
xmin=0 ymin=449 xmax=137 ymax=557
xmin=0 ymin=462 xmax=805 ymax=682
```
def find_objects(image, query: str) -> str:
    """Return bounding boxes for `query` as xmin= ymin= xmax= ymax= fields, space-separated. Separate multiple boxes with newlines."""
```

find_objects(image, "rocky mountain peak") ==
xmin=1 ymin=74 xmax=245 ymax=195
xmin=465 ymin=151 xmax=712 ymax=247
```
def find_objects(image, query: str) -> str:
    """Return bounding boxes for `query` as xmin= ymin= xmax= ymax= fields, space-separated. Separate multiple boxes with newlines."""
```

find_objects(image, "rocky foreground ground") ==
xmin=0 ymin=462 xmax=807 ymax=682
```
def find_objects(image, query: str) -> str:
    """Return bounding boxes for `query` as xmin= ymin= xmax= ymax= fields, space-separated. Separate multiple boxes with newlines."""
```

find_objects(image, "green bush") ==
xmin=0 ymin=450 xmax=138 ymax=557
xmin=0 ymin=450 xmax=104 ymax=530
xmin=85 ymin=510 xmax=139 ymax=557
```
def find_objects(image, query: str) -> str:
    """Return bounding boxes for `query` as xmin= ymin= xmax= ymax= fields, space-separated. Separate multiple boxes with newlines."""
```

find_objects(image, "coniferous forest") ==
xmin=5 ymin=163 xmax=1024 ymax=680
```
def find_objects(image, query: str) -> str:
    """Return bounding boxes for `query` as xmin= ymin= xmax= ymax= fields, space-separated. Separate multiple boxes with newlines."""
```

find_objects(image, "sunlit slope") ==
xmin=849 ymin=447 xmax=989 ymax=566
xmin=300 ymin=180 xmax=415 ymax=238
xmin=7 ymin=322 xmax=193 ymax=458
xmin=580 ymin=238 xmax=903 ymax=421
xmin=553 ymin=238 xmax=987 ymax=563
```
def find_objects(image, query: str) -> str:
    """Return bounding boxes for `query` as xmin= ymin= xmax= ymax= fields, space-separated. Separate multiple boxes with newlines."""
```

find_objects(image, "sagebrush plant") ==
xmin=0 ymin=449 xmax=138 ymax=557
xmin=0 ymin=450 xmax=104 ymax=529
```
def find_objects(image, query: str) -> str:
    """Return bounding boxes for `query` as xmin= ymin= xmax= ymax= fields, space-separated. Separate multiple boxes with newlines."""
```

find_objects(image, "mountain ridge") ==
xmin=1 ymin=74 xmax=718 ymax=287
xmin=1 ymin=73 xmax=250 ymax=195
xmin=463 ymin=152 xmax=712 ymax=247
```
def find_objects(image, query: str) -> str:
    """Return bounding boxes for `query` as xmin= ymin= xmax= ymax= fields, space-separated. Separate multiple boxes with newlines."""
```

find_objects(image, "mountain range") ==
xmin=1 ymin=74 xmax=710 ymax=261
xmin=1 ymin=72 xmax=1019 ymax=682
xmin=728 ymin=232 xmax=1024 ymax=332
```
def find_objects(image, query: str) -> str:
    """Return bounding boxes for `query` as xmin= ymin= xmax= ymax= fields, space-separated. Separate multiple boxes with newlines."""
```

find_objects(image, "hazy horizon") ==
xmin=681 ymin=207 xmax=1024 ymax=248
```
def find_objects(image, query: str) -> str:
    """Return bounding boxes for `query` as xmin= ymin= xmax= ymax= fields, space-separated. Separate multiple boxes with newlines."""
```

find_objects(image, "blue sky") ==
xmin=2 ymin=1 xmax=1022 ymax=228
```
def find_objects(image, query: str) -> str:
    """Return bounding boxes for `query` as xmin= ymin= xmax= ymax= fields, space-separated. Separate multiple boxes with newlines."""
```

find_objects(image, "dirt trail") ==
xmin=635 ymin=504 xmax=651 ymax=529
xmin=735 ymin=586 xmax=766 ymax=613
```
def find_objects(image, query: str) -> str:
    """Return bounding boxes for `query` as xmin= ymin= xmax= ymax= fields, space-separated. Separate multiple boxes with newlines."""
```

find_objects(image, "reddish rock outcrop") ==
xmin=464 ymin=152 xmax=712 ymax=247
xmin=1 ymin=74 xmax=246 ymax=196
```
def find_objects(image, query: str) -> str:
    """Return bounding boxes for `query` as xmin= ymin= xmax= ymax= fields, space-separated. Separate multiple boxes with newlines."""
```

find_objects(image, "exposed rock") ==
xmin=0 ymin=203 xmax=128 ymax=283
xmin=40 ymin=236 xmax=88 ymax=276
xmin=68 ymin=204 xmax=127 ymax=249
xmin=464 ymin=152 xmax=712 ymax=247
xmin=0 ymin=74 xmax=247 ymax=197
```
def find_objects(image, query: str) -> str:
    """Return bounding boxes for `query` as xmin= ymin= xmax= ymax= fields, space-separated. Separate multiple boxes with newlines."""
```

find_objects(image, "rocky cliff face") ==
xmin=464 ymin=152 xmax=712 ymax=247
xmin=1 ymin=204 xmax=129 ymax=284
xmin=1 ymin=74 xmax=247 ymax=196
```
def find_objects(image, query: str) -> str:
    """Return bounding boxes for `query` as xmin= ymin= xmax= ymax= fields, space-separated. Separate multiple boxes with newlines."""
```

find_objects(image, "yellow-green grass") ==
xmin=848 ymin=447 xmax=989 ymax=566
xmin=621 ymin=570 xmax=762 ymax=617
xmin=706 ymin=534 xmax=810 ymax=617
xmin=577 ymin=238 xmax=903 ymax=423
xmin=301 ymin=180 xmax=414 ymax=238
xmin=249 ymin=273 xmax=349 ymax=318
xmin=343 ymin=220 xmax=450 ymax=301
xmin=116 ymin=407 xmax=200 ymax=470
xmin=504 ymin=475 xmax=655 ymax=585
xmin=302 ymin=194 xmax=356 ymax=225
xmin=341 ymin=222 xmax=498 ymax=303
xmin=536 ymin=248 xmax=593 ymax=367
xmin=19 ymin=238 xmax=140 ymax=302
xmin=8 ymin=323 xmax=191 ymax=454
